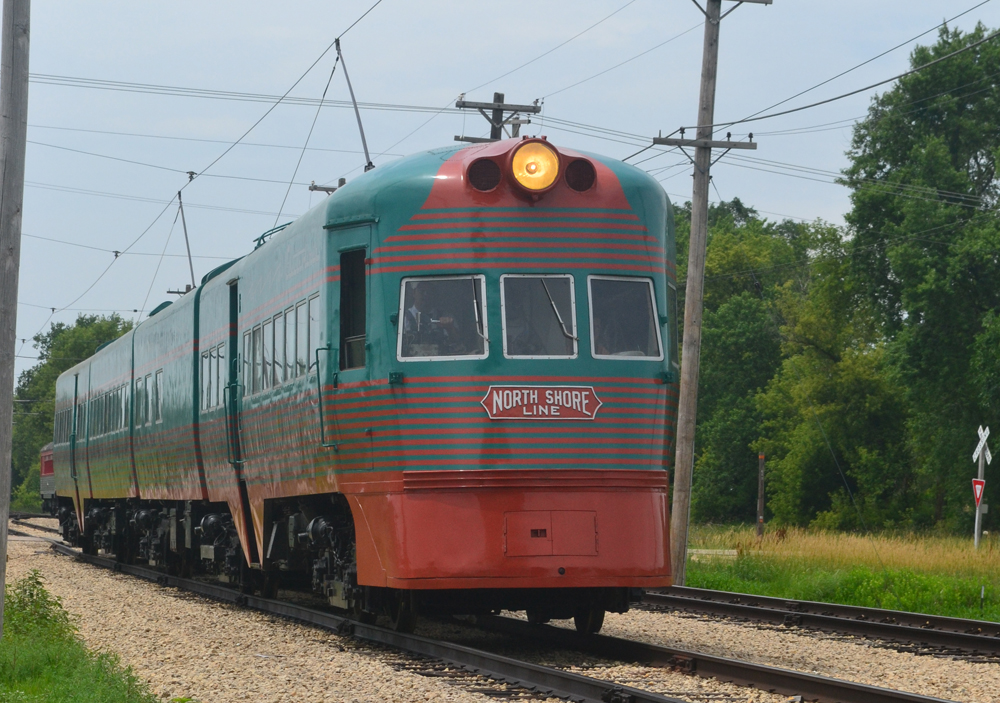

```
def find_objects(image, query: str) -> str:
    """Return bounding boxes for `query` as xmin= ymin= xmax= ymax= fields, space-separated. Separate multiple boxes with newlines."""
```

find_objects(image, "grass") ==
xmin=0 ymin=570 xmax=159 ymax=703
xmin=685 ymin=525 xmax=1000 ymax=621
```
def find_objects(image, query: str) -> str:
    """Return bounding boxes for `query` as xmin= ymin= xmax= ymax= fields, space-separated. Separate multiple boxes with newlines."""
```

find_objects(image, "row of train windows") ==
xmin=51 ymin=369 xmax=163 ymax=443
xmin=200 ymin=294 xmax=320 ymax=409
xmin=396 ymin=274 xmax=676 ymax=362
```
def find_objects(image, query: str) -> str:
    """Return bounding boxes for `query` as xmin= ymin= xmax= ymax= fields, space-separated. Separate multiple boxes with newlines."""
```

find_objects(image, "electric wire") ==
xmin=17 ymin=0 xmax=388 ymax=355
xmin=138 ymin=204 xmax=180 ymax=320
xmin=28 ymin=123 xmax=403 ymax=157
xmin=704 ymin=27 xmax=1000 ymax=130
xmin=465 ymin=0 xmax=639 ymax=94
xmin=543 ymin=21 xmax=702 ymax=98
xmin=733 ymin=0 xmax=995 ymax=126
xmin=22 ymin=232 xmax=233 ymax=260
xmin=275 ymin=56 xmax=339 ymax=226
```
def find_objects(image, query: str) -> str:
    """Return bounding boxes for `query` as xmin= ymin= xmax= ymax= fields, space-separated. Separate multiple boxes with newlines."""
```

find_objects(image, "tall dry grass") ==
xmin=688 ymin=525 xmax=1000 ymax=579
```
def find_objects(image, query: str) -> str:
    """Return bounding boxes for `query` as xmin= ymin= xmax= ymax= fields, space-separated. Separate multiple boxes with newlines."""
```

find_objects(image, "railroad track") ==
xmin=10 ymin=517 xmax=61 ymax=535
xmin=9 ymin=511 xmax=53 ymax=520
xmin=645 ymin=586 xmax=1000 ymax=657
xmin=35 ymin=538 xmax=955 ymax=703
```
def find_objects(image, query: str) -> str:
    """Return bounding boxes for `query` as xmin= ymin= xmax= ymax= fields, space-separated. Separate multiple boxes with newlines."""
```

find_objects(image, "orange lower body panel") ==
xmin=346 ymin=469 xmax=672 ymax=590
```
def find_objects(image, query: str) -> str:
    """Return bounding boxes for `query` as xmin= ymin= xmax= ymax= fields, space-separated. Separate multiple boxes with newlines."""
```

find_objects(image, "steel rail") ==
xmin=646 ymin=586 xmax=1000 ymax=654
xmin=11 ymin=517 xmax=61 ymax=534
xmin=474 ymin=614 xmax=956 ymax=703
xmin=41 ymin=540 xmax=958 ymax=703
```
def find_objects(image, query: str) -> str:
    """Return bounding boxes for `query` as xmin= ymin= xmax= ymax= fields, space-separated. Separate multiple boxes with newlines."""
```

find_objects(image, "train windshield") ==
xmin=588 ymin=276 xmax=663 ymax=360
xmin=398 ymin=276 xmax=488 ymax=360
xmin=501 ymin=275 xmax=577 ymax=358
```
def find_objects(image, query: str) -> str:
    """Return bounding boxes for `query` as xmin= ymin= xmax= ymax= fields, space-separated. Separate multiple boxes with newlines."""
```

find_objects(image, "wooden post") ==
xmin=756 ymin=452 xmax=765 ymax=537
xmin=669 ymin=0 xmax=722 ymax=587
xmin=0 ymin=0 xmax=31 ymax=639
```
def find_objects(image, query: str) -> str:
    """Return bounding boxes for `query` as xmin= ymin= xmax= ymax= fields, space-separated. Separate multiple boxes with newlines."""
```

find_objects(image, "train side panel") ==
xmin=132 ymin=296 xmax=206 ymax=501
xmin=84 ymin=334 xmax=137 ymax=499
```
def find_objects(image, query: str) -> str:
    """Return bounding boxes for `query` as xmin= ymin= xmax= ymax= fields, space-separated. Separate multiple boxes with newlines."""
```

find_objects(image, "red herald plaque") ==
xmin=481 ymin=385 xmax=603 ymax=421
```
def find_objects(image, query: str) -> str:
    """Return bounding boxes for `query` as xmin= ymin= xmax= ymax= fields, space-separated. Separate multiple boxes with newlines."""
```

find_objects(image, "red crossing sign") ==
xmin=973 ymin=479 xmax=986 ymax=508
xmin=481 ymin=385 xmax=603 ymax=421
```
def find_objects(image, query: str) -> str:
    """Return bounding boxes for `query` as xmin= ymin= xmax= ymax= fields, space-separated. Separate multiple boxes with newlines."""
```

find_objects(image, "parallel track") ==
xmin=10 ymin=517 xmax=61 ymax=535
xmin=37 ymin=538 xmax=956 ymax=703
xmin=646 ymin=587 xmax=1000 ymax=656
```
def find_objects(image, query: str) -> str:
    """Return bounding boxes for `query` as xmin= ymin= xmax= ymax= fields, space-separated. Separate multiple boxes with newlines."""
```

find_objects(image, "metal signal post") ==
xmin=657 ymin=0 xmax=772 ymax=586
xmin=973 ymin=425 xmax=991 ymax=549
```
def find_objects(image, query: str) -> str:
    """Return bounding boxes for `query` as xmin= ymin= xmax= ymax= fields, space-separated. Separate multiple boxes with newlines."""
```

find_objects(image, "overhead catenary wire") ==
xmin=26 ymin=180 xmax=293 ymax=218
xmin=22 ymin=232 xmax=233 ymax=260
xmin=138 ymin=203 xmax=181 ymax=319
xmin=15 ymin=0 xmax=389 ymax=362
xmin=465 ymin=0 xmax=640 ymax=95
xmin=28 ymin=123 xmax=405 ymax=157
xmin=275 ymin=55 xmax=340 ymax=226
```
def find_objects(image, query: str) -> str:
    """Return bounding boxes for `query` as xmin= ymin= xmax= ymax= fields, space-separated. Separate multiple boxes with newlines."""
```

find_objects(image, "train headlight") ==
xmin=511 ymin=141 xmax=559 ymax=191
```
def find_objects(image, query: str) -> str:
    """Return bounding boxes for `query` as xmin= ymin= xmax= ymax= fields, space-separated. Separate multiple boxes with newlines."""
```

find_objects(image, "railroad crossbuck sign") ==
xmin=974 ymin=479 xmax=986 ymax=508
xmin=974 ymin=425 xmax=992 ymax=464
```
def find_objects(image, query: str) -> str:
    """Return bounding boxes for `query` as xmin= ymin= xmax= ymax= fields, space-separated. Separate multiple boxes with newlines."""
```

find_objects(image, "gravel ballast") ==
xmin=7 ymin=522 xmax=987 ymax=702
xmin=594 ymin=608 xmax=996 ymax=703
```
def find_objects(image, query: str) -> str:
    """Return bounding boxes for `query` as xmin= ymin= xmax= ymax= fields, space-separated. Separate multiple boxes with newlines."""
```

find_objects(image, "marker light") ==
xmin=511 ymin=142 xmax=559 ymax=191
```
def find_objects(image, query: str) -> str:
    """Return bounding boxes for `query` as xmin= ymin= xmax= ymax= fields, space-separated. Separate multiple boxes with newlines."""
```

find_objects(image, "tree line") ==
xmin=685 ymin=24 xmax=1000 ymax=531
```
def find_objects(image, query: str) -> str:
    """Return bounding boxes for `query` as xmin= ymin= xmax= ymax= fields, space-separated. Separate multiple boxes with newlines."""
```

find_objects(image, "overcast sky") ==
xmin=13 ymin=0 xmax=1000 ymax=377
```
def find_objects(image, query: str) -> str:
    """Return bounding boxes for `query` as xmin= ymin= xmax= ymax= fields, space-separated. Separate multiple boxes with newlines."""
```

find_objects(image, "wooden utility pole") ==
xmin=454 ymin=92 xmax=540 ymax=143
xmin=0 ymin=0 xmax=30 ymax=639
xmin=655 ymin=0 xmax=771 ymax=586
xmin=756 ymin=452 xmax=765 ymax=537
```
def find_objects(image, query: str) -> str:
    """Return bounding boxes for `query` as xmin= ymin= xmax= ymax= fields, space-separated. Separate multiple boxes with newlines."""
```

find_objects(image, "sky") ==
xmin=12 ymin=0 xmax=1000 ymax=378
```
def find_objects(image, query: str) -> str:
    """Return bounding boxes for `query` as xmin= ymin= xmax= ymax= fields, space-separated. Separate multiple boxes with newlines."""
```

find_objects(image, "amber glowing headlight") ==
xmin=511 ymin=141 xmax=560 ymax=191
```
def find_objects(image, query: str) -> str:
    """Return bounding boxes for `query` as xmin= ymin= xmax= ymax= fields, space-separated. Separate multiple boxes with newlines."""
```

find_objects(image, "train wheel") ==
xmin=573 ymin=606 xmax=605 ymax=634
xmin=388 ymin=591 xmax=417 ymax=633
xmin=261 ymin=573 xmax=280 ymax=600
xmin=350 ymin=601 xmax=377 ymax=625
xmin=526 ymin=609 xmax=550 ymax=625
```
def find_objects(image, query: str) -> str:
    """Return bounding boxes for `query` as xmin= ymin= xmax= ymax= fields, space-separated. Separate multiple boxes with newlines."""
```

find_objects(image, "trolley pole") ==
xmin=655 ymin=0 xmax=771 ymax=585
xmin=0 ymin=0 xmax=30 ymax=639
xmin=756 ymin=452 xmax=765 ymax=537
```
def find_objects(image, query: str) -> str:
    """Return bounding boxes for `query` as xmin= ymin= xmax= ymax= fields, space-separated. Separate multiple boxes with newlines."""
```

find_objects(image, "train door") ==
xmin=323 ymin=225 xmax=372 ymax=467
xmin=69 ymin=373 xmax=85 ymax=522
xmin=225 ymin=279 xmax=260 ymax=564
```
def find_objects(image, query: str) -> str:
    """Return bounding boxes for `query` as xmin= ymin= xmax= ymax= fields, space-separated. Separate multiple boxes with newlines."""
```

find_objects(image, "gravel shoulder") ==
xmin=595 ymin=607 xmax=997 ymax=703
xmin=6 ymin=536 xmax=496 ymax=703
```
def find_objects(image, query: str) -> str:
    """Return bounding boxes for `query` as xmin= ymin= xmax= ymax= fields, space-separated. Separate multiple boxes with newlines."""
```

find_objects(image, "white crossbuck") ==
xmin=974 ymin=425 xmax=992 ymax=464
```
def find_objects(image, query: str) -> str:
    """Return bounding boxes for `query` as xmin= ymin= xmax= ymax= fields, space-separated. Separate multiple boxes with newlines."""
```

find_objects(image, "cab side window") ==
xmin=340 ymin=250 xmax=366 ymax=370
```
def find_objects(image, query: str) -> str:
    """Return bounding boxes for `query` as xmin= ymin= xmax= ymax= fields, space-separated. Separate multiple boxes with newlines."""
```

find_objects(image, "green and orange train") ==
xmin=50 ymin=137 xmax=679 ymax=632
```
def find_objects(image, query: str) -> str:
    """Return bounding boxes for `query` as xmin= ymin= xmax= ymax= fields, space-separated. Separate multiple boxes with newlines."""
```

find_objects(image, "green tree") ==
xmin=679 ymin=200 xmax=820 ymax=523
xmin=843 ymin=23 xmax=1000 ymax=529
xmin=11 ymin=314 xmax=132 ymax=494
xmin=756 ymin=231 xmax=912 ymax=528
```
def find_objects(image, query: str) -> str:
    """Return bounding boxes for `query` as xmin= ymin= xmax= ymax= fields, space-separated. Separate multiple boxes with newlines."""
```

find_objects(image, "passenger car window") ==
xmin=398 ymin=276 xmax=488 ymax=360
xmin=501 ymin=275 xmax=576 ymax=358
xmin=588 ymin=276 xmax=663 ymax=360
